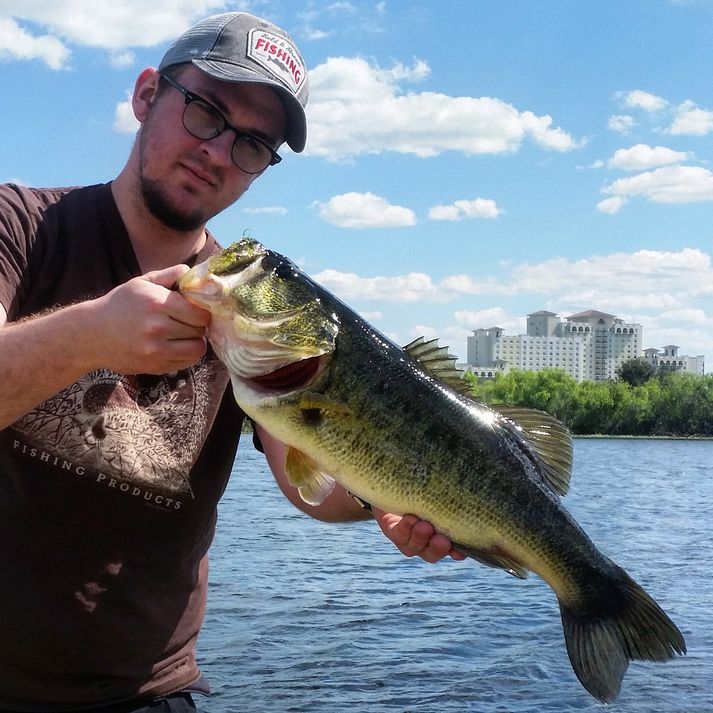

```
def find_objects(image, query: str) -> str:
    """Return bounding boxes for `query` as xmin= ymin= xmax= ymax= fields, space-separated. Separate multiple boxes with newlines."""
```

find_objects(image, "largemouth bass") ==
xmin=179 ymin=238 xmax=685 ymax=703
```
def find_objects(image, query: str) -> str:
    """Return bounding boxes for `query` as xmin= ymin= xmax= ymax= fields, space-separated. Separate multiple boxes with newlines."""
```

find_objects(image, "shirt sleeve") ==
xmin=0 ymin=184 xmax=38 ymax=319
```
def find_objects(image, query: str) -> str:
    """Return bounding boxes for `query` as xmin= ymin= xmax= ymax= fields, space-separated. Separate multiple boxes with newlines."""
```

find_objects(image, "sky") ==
xmin=2 ymin=0 xmax=713 ymax=366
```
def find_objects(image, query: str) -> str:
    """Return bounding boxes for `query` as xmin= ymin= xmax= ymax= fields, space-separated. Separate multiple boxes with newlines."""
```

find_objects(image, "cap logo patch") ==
xmin=247 ymin=29 xmax=305 ymax=96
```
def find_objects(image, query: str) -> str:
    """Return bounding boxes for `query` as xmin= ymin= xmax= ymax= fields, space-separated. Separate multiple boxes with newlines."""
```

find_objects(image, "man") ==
xmin=0 ymin=12 xmax=461 ymax=713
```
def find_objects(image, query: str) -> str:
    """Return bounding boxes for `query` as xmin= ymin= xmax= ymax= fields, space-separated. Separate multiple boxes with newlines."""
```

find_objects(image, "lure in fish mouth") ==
xmin=179 ymin=237 xmax=686 ymax=704
xmin=179 ymin=239 xmax=338 ymax=388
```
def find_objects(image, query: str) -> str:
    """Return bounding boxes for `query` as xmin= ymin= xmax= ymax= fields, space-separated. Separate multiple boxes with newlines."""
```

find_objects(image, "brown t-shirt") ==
xmin=0 ymin=183 xmax=245 ymax=709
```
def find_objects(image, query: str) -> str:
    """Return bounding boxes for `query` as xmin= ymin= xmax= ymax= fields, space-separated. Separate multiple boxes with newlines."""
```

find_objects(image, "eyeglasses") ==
xmin=160 ymin=73 xmax=282 ymax=175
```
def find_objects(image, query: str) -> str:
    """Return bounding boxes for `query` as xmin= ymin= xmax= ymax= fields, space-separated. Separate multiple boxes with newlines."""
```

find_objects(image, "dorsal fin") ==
xmin=496 ymin=406 xmax=573 ymax=496
xmin=403 ymin=336 xmax=470 ymax=394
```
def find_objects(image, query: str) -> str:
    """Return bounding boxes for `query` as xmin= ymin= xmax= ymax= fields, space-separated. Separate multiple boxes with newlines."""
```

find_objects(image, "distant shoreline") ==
xmin=573 ymin=434 xmax=713 ymax=441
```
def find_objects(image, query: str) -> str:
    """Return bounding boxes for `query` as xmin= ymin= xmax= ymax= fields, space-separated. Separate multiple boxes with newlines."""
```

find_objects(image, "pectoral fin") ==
xmin=285 ymin=447 xmax=336 ymax=506
xmin=454 ymin=543 xmax=529 ymax=579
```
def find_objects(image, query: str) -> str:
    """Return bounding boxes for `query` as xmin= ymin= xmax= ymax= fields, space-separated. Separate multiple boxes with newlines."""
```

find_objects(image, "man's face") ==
xmin=137 ymin=65 xmax=287 ymax=232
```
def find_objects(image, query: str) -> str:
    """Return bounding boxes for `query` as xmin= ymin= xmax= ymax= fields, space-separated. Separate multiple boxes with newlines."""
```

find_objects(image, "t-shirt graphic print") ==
xmin=11 ymin=353 xmax=228 ymax=503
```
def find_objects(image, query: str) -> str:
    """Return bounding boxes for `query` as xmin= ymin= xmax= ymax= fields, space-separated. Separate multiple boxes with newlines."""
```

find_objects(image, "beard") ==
xmin=139 ymin=173 xmax=207 ymax=232
xmin=137 ymin=124 xmax=217 ymax=233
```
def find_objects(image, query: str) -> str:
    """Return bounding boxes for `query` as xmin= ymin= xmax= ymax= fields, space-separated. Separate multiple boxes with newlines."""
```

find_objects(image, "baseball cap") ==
xmin=159 ymin=12 xmax=308 ymax=152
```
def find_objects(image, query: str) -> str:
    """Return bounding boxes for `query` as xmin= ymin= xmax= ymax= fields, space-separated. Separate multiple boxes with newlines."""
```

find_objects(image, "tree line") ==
xmin=464 ymin=366 xmax=713 ymax=437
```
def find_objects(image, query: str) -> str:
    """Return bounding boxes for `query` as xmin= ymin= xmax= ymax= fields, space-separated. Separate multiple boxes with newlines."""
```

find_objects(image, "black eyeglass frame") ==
xmin=159 ymin=73 xmax=282 ymax=174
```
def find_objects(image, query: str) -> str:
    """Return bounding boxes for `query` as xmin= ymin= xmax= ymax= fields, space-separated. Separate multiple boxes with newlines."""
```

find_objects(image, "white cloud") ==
xmin=555 ymin=291 xmax=684 ymax=315
xmin=297 ymin=1 xmax=387 ymax=41
xmin=303 ymin=27 xmax=331 ymax=40
xmin=454 ymin=307 xmax=515 ymax=329
xmin=607 ymin=144 xmax=690 ymax=171
xmin=112 ymin=90 xmax=139 ymax=134
xmin=311 ymin=248 xmax=713 ymax=358
xmin=428 ymin=198 xmax=501 ymax=221
xmin=596 ymin=196 xmax=626 ymax=214
xmin=509 ymin=249 xmax=713 ymax=301
xmin=242 ymin=206 xmax=289 ymax=215
xmin=611 ymin=91 xmax=713 ymax=137
xmin=657 ymin=308 xmax=711 ymax=327
xmin=668 ymin=100 xmax=713 ymax=136
xmin=602 ymin=165 xmax=713 ymax=206
xmin=313 ymin=269 xmax=446 ymax=302
xmin=627 ymin=314 xmax=711 ymax=356
xmin=388 ymin=58 xmax=431 ymax=82
xmin=440 ymin=274 xmax=512 ymax=296
xmin=313 ymin=192 xmax=416 ymax=228
xmin=358 ymin=310 xmax=383 ymax=321
xmin=306 ymin=57 xmax=580 ymax=160
xmin=308 ymin=242 xmax=713 ymax=352
xmin=640 ymin=310 xmax=713 ymax=355
xmin=325 ymin=2 xmax=357 ymax=15
xmin=309 ymin=56 xmax=426 ymax=104
xmin=0 ymin=16 xmax=70 ymax=69
xmin=608 ymin=114 xmax=635 ymax=133
xmin=108 ymin=49 xmax=135 ymax=69
xmin=519 ymin=110 xmax=579 ymax=151
xmin=407 ymin=324 xmax=471 ymax=360
xmin=1 ymin=2 xmax=225 ymax=51
xmin=616 ymin=89 xmax=668 ymax=112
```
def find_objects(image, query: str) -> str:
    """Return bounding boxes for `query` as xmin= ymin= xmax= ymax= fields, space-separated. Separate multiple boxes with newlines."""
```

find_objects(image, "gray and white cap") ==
xmin=159 ymin=12 xmax=309 ymax=152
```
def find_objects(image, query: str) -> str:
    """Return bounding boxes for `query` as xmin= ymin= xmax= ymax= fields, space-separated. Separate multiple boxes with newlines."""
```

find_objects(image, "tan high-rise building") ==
xmin=642 ymin=345 xmax=705 ymax=375
xmin=466 ymin=310 xmax=642 ymax=382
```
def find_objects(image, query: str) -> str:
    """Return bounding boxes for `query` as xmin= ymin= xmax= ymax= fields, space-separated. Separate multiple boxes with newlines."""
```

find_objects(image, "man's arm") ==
xmin=0 ymin=265 xmax=210 ymax=430
xmin=256 ymin=425 xmax=466 ymax=564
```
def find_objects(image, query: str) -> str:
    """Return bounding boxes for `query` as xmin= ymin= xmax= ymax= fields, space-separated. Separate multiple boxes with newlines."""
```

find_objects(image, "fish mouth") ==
xmin=179 ymin=268 xmax=223 ymax=305
xmin=248 ymin=355 xmax=324 ymax=392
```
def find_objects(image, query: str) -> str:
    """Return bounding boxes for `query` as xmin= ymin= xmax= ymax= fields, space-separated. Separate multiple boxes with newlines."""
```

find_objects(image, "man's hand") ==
xmin=0 ymin=265 xmax=211 ymax=429
xmin=373 ymin=508 xmax=466 ymax=564
xmin=88 ymin=265 xmax=211 ymax=375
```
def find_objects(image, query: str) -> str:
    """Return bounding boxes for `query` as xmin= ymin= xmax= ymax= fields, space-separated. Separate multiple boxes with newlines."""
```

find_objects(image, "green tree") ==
xmin=465 ymin=368 xmax=713 ymax=437
xmin=651 ymin=372 xmax=713 ymax=436
xmin=616 ymin=358 xmax=655 ymax=387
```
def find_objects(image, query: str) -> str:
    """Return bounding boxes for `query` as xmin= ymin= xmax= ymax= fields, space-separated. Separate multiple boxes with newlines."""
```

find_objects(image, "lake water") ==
xmin=197 ymin=437 xmax=712 ymax=712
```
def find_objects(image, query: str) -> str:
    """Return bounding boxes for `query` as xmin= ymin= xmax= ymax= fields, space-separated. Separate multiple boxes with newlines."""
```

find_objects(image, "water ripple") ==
xmin=198 ymin=437 xmax=712 ymax=712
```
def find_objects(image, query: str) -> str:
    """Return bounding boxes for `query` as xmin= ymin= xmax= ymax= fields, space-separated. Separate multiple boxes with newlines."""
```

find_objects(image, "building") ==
xmin=466 ymin=309 xmax=642 ymax=382
xmin=642 ymin=345 xmax=705 ymax=375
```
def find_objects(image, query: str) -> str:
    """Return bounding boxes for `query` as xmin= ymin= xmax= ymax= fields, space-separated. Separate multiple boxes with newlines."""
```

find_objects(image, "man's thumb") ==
xmin=142 ymin=264 xmax=191 ymax=290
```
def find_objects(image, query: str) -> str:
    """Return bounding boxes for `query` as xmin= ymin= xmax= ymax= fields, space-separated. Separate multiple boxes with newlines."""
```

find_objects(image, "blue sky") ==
xmin=3 ymin=0 xmax=713 ymax=364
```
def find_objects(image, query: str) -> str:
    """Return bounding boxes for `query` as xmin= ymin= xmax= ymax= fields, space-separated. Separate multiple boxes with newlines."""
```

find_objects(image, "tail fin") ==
xmin=560 ymin=567 xmax=686 ymax=703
